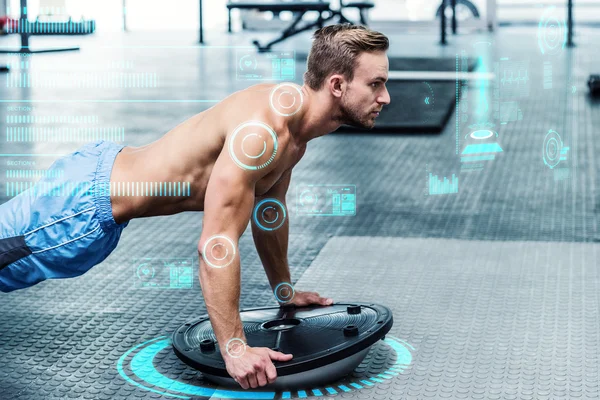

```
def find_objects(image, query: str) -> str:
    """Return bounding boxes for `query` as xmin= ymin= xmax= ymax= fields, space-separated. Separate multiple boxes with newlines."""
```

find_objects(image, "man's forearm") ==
xmin=198 ymin=256 xmax=245 ymax=356
xmin=251 ymin=216 xmax=292 ymax=290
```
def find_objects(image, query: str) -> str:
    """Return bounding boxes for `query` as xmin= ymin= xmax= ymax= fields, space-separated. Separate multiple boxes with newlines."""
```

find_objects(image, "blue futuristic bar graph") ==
xmin=429 ymin=173 xmax=459 ymax=195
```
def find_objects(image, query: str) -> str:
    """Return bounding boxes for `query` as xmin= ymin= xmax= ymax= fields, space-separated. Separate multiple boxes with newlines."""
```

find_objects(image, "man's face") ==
xmin=339 ymin=51 xmax=391 ymax=129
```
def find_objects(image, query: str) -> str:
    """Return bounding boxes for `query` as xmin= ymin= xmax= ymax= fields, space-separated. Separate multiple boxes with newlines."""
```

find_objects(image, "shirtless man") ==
xmin=0 ymin=24 xmax=390 ymax=389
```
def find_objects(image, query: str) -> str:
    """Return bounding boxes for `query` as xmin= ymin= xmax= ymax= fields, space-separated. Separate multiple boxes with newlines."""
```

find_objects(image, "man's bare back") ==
xmin=109 ymin=83 xmax=308 ymax=224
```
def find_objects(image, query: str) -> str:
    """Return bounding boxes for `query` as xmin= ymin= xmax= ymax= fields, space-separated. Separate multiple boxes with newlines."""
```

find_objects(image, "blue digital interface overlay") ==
xmin=296 ymin=184 xmax=356 ymax=216
xmin=253 ymin=198 xmax=287 ymax=231
xmin=133 ymin=258 xmax=194 ymax=289
xmin=417 ymin=81 xmax=435 ymax=124
xmin=236 ymin=50 xmax=295 ymax=81
xmin=538 ymin=6 xmax=566 ymax=56
xmin=493 ymin=58 xmax=529 ymax=125
xmin=543 ymin=129 xmax=570 ymax=181
xmin=4 ymin=54 xmax=158 ymax=89
xmin=117 ymin=335 xmax=414 ymax=399
xmin=428 ymin=173 xmax=459 ymax=196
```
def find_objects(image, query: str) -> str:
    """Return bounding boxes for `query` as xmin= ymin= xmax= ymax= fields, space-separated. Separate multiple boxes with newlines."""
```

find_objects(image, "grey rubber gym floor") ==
xmin=1 ymin=22 xmax=600 ymax=399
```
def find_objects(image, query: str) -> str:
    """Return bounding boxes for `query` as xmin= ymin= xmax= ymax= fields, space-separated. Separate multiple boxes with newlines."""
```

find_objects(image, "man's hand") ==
xmin=224 ymin=346 xmax=293 ymax=389
xmin=287 ymin=290 xmax=334 ymax=307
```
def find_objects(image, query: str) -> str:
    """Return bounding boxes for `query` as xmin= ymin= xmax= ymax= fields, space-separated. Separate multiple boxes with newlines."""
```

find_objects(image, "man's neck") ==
xmin=288 ymin=85 xmax=342 ymax=145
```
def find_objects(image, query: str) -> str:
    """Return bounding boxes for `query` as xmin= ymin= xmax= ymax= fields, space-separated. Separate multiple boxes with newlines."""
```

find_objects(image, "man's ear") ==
xmin=327 ymin=75 xmax=345 ymax=99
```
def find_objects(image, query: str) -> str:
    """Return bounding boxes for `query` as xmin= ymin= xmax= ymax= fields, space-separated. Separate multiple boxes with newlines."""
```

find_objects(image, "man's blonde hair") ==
xmin=303 ymin=24 xmax=389 ymax=90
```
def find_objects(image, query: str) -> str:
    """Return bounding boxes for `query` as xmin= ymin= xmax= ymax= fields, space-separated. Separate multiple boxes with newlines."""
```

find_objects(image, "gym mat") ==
xmin=295 ymin=55 xmax=476 ymax=73
xmin=294 ymin=236 xmax=600 ymax=399
xmin=340 ymin=79 xmax=459 ymax=133
xmin=297 ymin=55 xmax=478 ymax=133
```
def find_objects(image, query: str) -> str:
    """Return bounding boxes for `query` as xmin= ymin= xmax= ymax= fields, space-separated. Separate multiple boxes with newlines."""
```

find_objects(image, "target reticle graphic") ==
xmin=299 ymin=189 xmax=317 ymax=207
xmin=270 ymin=83 xmax=304 ymax=117
xmin=202 ymin=235 xmax=236 ymax=269
xmin=238 ymin=54 xmax=257 ymax=72
xmin=225 ymin=338 xmax=247 ymax=359
xmin=543 ymin=129 xmax=563 ymax=169
xmin=253 ymin=198 xmax=287 ymax=231
xmin=136 ymin=263 xmax=155 ymax=283
xmin=538 ymin=7 xmax=566 ymax=55
xmin=274 ymin=282 xmax=295 ymax=304
xmin=228 ymin=121 xmax=278 ymax=171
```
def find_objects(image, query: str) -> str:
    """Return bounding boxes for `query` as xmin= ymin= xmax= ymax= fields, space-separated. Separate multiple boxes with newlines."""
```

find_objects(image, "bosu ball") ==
xmin=172 ymin=302 xmax=393 ymax=390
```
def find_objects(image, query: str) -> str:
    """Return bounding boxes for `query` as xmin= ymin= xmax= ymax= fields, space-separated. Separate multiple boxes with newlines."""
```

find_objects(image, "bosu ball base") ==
xmin=172 ymin=302 xmax=393 ymax=390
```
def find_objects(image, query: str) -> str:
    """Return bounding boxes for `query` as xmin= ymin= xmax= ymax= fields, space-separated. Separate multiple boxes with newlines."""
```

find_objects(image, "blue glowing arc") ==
xmin=117 ymin=335 xmax=413 ymax=399
xmin=253 ymin=198 xmax=286 ymax=231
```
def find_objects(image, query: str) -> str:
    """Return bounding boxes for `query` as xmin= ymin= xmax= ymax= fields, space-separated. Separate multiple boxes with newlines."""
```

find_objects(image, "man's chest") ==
xmin=254 ymin=144 xmax=306 ymax=196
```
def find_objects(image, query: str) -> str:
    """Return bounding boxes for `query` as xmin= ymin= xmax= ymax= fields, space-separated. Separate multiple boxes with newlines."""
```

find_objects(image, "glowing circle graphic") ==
xmin=543 ymin=129 xmax=563 ymax=169
xmin=274 ymin=282 xmax=295 ymax=304
xmin=299 ymin=190 xmax=317 ymax=207
xmin=538 ymin=7 xmax=566 ymax=55
xmin=270 ymin=83 xmax=304 ymax=117
xmin=202 ymin=235 xmax=236 ymax=269
xmin=241 ymin=133 xmax=267 ymax=159
xmin=229 ymin=121 xmax=278 ymax=171
xmin=253 ymin=198 xmax=287 ymax=231
xmin=117 ymin=335 xmax=413 ymax=399
xmin=136 ymin=263 xmax=155 ymax=282
xmin=225 ymin=338 xmax=247 ymax=358
xmin=239 ymin=55 xmax=257 ymax=71
xmin=470 ymin=129 xmax=494 ymax=140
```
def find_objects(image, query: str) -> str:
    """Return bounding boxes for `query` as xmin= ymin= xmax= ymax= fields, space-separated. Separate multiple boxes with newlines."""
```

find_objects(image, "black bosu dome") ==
xmin=172 ymin=302 xmax=393 ymax=390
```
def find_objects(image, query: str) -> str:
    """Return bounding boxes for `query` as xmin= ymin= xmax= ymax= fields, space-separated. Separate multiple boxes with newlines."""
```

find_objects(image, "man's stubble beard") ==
xmin=336 ymin=92 xmax=375 ymax=130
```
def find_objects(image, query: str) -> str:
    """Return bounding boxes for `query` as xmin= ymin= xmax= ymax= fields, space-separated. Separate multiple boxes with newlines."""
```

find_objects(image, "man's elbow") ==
xmin=198 ymin=232 xmax=239 ymax=270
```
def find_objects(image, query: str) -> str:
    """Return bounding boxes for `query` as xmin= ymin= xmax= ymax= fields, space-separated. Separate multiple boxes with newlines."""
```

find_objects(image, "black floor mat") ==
xmin=298 ymin=56 xmax=478 ymax=133
xmin=342 ymin=79 xmax=459 ymax=133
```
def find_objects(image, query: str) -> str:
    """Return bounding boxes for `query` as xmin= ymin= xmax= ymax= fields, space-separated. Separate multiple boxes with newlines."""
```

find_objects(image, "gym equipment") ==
xmin=172 ymin=302 xmax=393 ymax=390
xmin=238 ymin=0 xmax=373 ymax=32
xmin=225 ymin=0 xmax=374 ymax=52
xmin=0 ymin=0 xmax=95 ymax=54
xmin=589 ymin=75 xmax=600 ymax=95
xmin=226 ymin=1 xmax=331 ymax=52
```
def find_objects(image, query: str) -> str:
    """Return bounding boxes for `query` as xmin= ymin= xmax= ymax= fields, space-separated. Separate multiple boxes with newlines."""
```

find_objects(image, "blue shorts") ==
xmin=0 ymin=140 xmax=129 ymax=293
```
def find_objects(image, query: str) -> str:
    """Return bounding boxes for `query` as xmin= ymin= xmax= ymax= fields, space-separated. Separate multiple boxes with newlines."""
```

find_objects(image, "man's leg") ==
xmin=0 ymin=140 xmax=129 ymax=293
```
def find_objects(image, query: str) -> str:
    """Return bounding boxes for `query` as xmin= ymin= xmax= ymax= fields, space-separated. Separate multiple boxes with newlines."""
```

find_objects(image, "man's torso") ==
xmin=109 ymin=83 xmax=307 ymax=223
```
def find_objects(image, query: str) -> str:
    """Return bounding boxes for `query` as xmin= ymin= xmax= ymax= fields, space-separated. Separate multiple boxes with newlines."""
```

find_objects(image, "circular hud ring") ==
xmin=253 ymin=198 xmax=287 ymax=231
xmin=202 ymin=235 xmax=237 ymax=269
xmin=225 ymin=338 xmax=247 ymax=359
xmin=270 ymin=83 xmax=304 ymax=117
xmin=543 ymin=129 xmax=563 ymax=169
xmin=468 ymin=129 xmax=496 ymax=140
xmin=274 ymin=282 xmax=295 ymax=304
xmin=136 ymin=263 xmax=155 ymax=282
xmin=299 ymin=189 xmax=317 ymax=207
xmin=239 ymin=54 xmax=257 ymax=71
xmin=229 ymin=121 xmax=278 ymax=170
xmin=538 ymin=7 xmax=566 ymax=55
xmin=118 ymin=332 xmax=413 ymax=399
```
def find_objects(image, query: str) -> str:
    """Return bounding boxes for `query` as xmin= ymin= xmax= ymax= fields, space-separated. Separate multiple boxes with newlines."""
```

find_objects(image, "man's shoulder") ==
xmin=228 ymin=83 xmax=301 ymax=139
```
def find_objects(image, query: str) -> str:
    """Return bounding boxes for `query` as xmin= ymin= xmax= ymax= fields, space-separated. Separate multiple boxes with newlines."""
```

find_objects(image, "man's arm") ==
xmin=198 ymin=134 xmax=292 ymax=390
xmin=198 ymin=150 xmax=256 ymax=350
xmin=251 ymin=169 xmax=292 ymax=293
